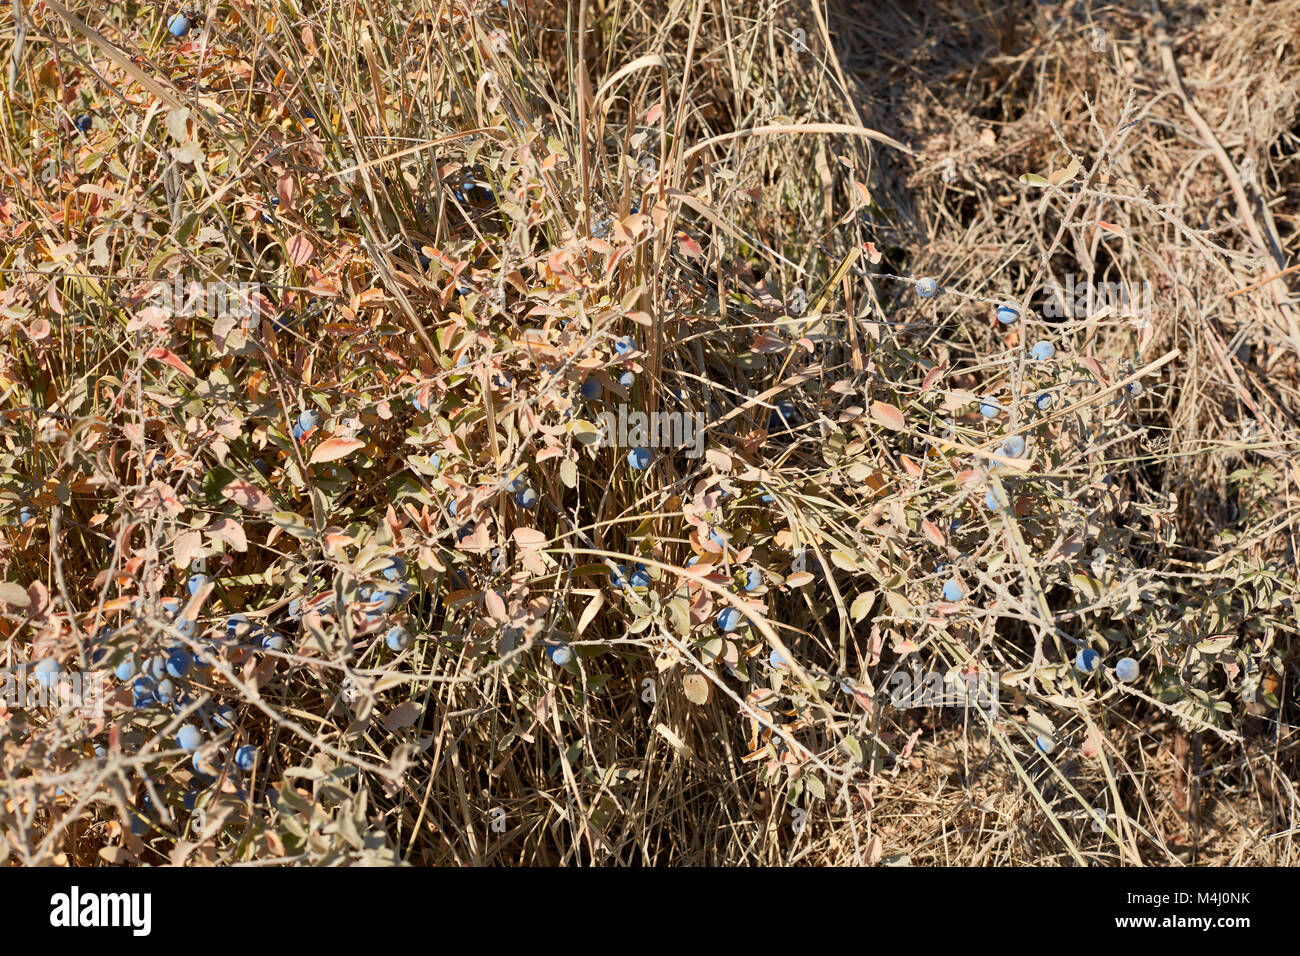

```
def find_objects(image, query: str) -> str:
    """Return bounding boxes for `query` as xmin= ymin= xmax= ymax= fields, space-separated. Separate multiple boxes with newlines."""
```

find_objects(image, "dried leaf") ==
xmin=309 ymin=437 xmax=364 ymax=464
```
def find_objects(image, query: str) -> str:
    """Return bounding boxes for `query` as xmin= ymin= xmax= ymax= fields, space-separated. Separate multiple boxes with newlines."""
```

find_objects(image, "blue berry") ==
xmin=235 ymin=745 xmax=257 ymax=772
xmin=627 ymin=447 xmax=653 ymax=470
xmin=628 ymin=564 xmax=650 ymax=589
xmin=515 ymin=487 xmax=538 ymax=509
xmin=979 ymin=398 xmax=1003 ymax=419
xmin=1115 ymin=657 xmax=1139 ymax=682
xmin=996 ymin=302 xmax=1019 ymax=324
xmin=580 ymin=376 xmax=602 ymax=400
xmin=192 ymin=750 xmax=215 ymax=777
xmin=114 ymin=657 xmax=136 ymax=681
xmin=156 ymin=679 xmax=176 ymax=704
xmin=1035 ymin=734 xmax=1055 ymax=755
xmin=379 ymin=557 xmax=406 ymax=581
xmin=226 ymin=614 xmax=250 ymax=639
xmin=176 ymin=725 xmax=203 ymax=752
xmin=614 ymin=337 xmax=634 ymax=355
xmin=167 ymin=13 xmax=191 ymax=37
xmin=1035 ymin=392 xmax=1054 ymax=411
xmin=18 ymin=506 xmax=35 ymax=526
xmin=716 ymin=607 xmax=742 ymax=632
xmin=74 ymin=114 xmax=92 ymax=133
xmin=165 ymin=647 xmax=192 ymax=678
xmin=743 ymin=568 xmax=764 ymax=592
xmin=33 ymin=657 xmax=61 ymax=688
xmin=132 ymin=677 xmax=156 ymax=706
xmin=985 ymin=487 xmax=1008 ymax=511
xmin=212 ymin=704 xmax=237 ymax=729
xmin=916 ymin=277 xmax=938 ymax=298
xmin=547 ymin=644 xmax=573 ymax=666
xmin=261 ymin=632 xmax=286 ymax=651
xmin=1030 ymin=340 xmax=1056 ymax=361
xmin=942 ymin=578 xmax=964 ymax=602
xmin=1075 ymin=648 xmax=1100 ymax=673
xmin=999 ymin=435 xmax=1026 ymax=458
xmin=297 ymin=408 xmax=321 ymax=434
xmin=183 ymin=790 xmax=199 ymax=811
xmin=769 ymin=647 xmax=789 ymax=669
xmin=505 ymin=473 xmax=528 ymax=494
xmin=618 ymin=370 xmax=635 ymax=388
xmin=291 ymin=422 xmax=306 ymax=442
xmin=385 ymin=626 xmax=411 ymax=651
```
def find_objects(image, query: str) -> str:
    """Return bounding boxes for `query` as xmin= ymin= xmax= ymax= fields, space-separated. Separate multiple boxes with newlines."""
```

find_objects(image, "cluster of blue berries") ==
xmin=506 ymin=472 xmax=538 ymax=509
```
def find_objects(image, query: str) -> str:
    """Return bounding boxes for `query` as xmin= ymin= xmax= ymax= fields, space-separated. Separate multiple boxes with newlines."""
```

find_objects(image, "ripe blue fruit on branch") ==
xmin=34 ymin=657 xmax=61 ymax=688
xmin=580 ymin=376 xmax=602 ymax=400
xmin=941 ymin=578 xmax=964 ymax=602
xmin=769 ymin=647 xmax=789 ymax=669
xmin=1116 ymin=657 xmax=1139 ymax=682
xmin=1030 ymin=340 xmax=1055 ymax=361
xmin=177 ymin=725 xmax=203 ymax=752
xmin=627 ymin=447 xmax=652 ymax=470
xmin=743 ymin=568 xmax=763 ymax=592
xmin=716 ymin=607 xmax=742 ymax=632
xmin=156 ymin=679 xmax=176 ymax=704
xmin=1035 ymin=735 xmax=1055 ymax=755
xmin=916 ymin=277 xmax=938 ymax=298
xmin=132 ymin=677 xmax=156 ymax=706
xmin=168 ymin=13 xmax=191 ymax=37
xmin=514 ymin=487 xmax=538 ymax=509
xmin=187 ymin=573 xmax=210 ymax=595
xmin=385 ymin=626 xmax=411 ymax=651
xmin=165 ymin=647 xmax=193 ymax=677
xmin=1035 ymin=392 xmax=1054 ymax=411
xmin=547 ymin=644 xmax=573 ymax=666
xmin=980 ymin=398 xmax=1002 ymax=419
xmin=999 ymin=435 xmax=1026 ymax=458
xmin=614 ymin=337 xmax=634 ymax=355
xmin=1075 ymin=647 xmax=1100 ymax=673
xmin=996 ymin=302 xmax=1019 ymax=324
xmin=235 ymin=746 xmax=257 ymax=772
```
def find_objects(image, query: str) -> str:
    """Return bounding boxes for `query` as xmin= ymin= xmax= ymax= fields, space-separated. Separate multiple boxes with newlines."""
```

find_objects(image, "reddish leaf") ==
xmin=870 ymin=400 xmax=905 ymax=431
xmin=208 ymin=518 xmax=248 ymax=553
xmin=147 ymin=347 xmax=195 ymax=378
xmin=308 ymin=437 xmax=364 ymax=464
xmin=921 ymin=362 xmax=947 ymax=392
xmin=287 ymin=234 xmax=315 ymax=268
xmin=222 ymin=480 xmax=272 ymax=512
